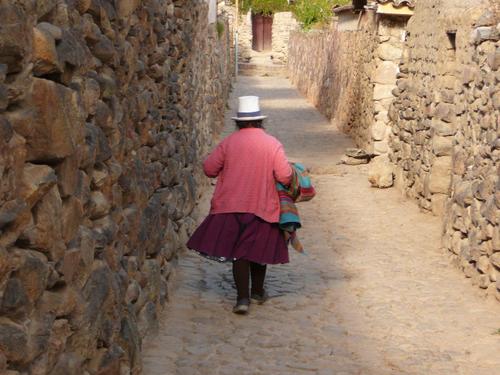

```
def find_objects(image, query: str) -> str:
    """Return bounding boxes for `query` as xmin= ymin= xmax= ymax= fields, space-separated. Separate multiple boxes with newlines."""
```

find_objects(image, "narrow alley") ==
xmin=142 ymin=77 xmax=500 ymax=375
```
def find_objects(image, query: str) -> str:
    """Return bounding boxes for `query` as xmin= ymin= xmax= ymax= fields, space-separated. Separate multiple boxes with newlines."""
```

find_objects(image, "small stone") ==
xmin=0 ymin=199 xmax=27 ymax=229
xmin=116 ymin=0 xmax=140 ymax=18
xmin=491 ymin=252 xmax=500 ymax=269
xmin=471 ymin=26 xmax=499 ymax=44
xmin=378 ymin=43 xmax=403 ymax=61
xmin=368 ymin=155 xmax=394 ymax=188
xmin=36 ymin=22 xmax=62 ymax=40
xmin=33 ymin=26 xmax=61 ymax=76
xmin=487 ymin=48 xmax=500 ymax=71
xmin=89 ymin=191 xmax=111 ymax=220
xmin=431 ymin=194 xmax=448 ymax=216
xmin=90 ymin=34 xmax=115 ymax=63
xmin=477 ymin=255 xmax=490 ymax=274
xmin=0 ymin=318 xmax=28 ymax=364
xmin=20 ymin=163 xmax=57 ymax=207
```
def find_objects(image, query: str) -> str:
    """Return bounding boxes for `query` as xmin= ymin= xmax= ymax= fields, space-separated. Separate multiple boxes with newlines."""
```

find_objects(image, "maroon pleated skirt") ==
xmin=187 ymin=213 xmax=289 ymax=264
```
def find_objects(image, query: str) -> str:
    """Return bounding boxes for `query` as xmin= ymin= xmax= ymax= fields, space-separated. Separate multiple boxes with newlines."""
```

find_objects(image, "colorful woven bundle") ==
xmin=276 ymin=163 xmax=315 ymax=253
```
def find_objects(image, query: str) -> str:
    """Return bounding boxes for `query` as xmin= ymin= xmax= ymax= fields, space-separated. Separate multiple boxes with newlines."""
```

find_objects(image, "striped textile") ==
xmin=276 ymin=163 xmax=315 ymax=253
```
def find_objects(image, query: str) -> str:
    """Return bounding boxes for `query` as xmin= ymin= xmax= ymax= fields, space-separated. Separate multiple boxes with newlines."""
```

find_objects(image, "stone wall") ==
xmin=288 ymin=0 xmax=499 ymax=300
xmin=271 ymin=12 xmax=298 ymax=63
xmin=288 ymin=13 xmax=379 ymax=150
xmin=0 ymin=1 xmax=232 ymax=374
xmin=389 ymin=0 xmax=499 ymax=298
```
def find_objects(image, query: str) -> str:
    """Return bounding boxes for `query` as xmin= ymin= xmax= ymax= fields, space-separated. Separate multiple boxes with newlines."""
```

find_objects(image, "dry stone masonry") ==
xmin=288 ymin=0 xmax=499 ymax=300
xmin=288 ymin=13 xmax=379 ymax=151
xmin=0 ymin=0 xmax=232 ymax=373
xmin=389 ymin=0 xmax=499 ymax=299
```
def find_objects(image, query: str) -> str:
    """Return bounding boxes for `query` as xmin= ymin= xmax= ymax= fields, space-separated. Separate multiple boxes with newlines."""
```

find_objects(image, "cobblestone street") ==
xmin=143 ymin=77 xmax=500 ymax=375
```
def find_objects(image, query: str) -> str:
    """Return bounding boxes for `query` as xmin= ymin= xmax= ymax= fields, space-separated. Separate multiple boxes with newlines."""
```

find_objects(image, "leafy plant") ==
xmin=216 ymin=20 xmax=225 ymax=38
xmin=292 ymin=0 xmax=349 ymax=30
xmin=237 ymin=0 xmax=290 ymax=16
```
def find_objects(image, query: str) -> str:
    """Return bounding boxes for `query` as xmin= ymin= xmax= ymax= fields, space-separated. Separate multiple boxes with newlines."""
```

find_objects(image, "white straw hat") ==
xmin=231 ymin=96 xmax=267 ymax=121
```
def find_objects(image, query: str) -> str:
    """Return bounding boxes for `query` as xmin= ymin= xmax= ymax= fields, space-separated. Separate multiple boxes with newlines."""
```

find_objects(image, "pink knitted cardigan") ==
xmin=203 ymin=128 xmax=292 ymax=223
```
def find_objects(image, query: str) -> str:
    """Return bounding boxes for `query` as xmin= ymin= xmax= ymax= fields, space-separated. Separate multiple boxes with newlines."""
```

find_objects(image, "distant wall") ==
xmin=288 ymin=12 xmax=379 ymax=151
xmin=0 ymin=1 xmax=232 ymax=373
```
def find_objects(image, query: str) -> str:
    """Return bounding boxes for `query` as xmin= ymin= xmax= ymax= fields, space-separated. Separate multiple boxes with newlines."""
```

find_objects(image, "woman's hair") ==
xmin=235 ymin=120 xmax=264 ymax=129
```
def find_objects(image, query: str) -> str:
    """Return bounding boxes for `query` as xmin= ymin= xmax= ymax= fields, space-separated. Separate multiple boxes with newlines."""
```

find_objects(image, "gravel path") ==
xmin=143 ymin=76 xmax=500 ymax=375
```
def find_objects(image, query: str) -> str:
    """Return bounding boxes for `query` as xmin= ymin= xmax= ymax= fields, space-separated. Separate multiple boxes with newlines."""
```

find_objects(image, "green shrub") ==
xmin=292 ymin=0 xmax=349 ymax=30
xmin=238 ymin=0 xmax=290 ymax=16
xmin=216 ymin=20 xmax=225 ymax=38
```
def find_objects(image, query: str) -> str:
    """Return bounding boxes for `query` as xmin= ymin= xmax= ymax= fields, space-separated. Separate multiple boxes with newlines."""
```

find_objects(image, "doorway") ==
xmin=251 ymin=13 xmax=273 ymax=52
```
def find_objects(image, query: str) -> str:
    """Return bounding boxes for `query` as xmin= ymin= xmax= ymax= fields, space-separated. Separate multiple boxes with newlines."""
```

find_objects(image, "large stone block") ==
xmin=12 ymin=79 xmax=85 ymax=162
xmin=428 ymin=156 xmax=452 ymax=194
xmin=377 ymin=42 xmax=402 ymax=61
xmin=432 ymin=136 xmax=453 ymax=156
xmin=373 ymin=84 xmax=396 ymax=101
xmin=373 ymin=61 xmax=399 ymax=85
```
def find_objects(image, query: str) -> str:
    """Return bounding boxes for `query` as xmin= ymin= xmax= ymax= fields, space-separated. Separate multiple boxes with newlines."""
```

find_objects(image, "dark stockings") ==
xmin=232 ymin=259 xmax=267 ymax=301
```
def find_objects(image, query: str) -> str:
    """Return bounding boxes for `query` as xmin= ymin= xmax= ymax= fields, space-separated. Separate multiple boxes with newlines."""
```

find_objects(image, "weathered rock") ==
xmin=12 ymin=79 xmax=85 ymax=162
xmin=57 ymin=29 xmax=93 ymax=69
xmin=432 ymin=136 xmax=453 ymax=156
xmin=428 ymin=157 xmax=452 ymax=194
xmin=378 ymin=42 xmax=403 ymax=61
xmin=491 ymin=253 xmax=500 ymax=269
xmin=368 ymin=155 xmax=393 ymax=188
xmin=20 ymin=163 xmax=57 ymax=207
xmin=89 ymin=191 xmax=110 ymax=220
xmin=0 ymin=3 xmax=31 ymax=73
xmin=471 ymin=26 xmax=500 ymax=44
xmin=19 ymin=186 xmax=65 ymax=261
xmin=0 ymin=199 xmax=27 ymax=229
xmin=0 ymin=318 xmax=28 ymax=364
xmin=33 ymin=26 xmax=60 ymax=76
xmin=373 ymin=61 xmax=399 ymax=85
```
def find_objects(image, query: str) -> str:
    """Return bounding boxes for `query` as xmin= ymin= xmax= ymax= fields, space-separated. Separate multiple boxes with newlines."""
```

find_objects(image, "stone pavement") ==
xmin=142 ymin=76 xmax=500 ymax=375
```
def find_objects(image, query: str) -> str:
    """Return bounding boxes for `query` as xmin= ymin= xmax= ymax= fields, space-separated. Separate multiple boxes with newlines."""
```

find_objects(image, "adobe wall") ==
xmin=0 ymin=1 xmax=232 ymax=373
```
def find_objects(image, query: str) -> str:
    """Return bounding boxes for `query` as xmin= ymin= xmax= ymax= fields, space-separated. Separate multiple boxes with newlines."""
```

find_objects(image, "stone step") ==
xmin=238 ymin=63 xmax=288 ymax=77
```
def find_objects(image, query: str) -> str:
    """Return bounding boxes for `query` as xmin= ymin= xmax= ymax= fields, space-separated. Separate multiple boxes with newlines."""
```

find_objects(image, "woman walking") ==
xmin=187 ymin=96 xmax=292 ymax=314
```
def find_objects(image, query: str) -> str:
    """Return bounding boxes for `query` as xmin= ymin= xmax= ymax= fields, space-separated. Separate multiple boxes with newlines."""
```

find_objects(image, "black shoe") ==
xmin=250 ymin=290 xmax=269 ymax=305
xmin=232 ymin=298 xmax=250 ymax=314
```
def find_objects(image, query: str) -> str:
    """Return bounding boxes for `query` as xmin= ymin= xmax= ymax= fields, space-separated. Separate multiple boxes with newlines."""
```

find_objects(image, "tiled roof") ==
xmin=377 ymin=0 xmax=416 ymax=8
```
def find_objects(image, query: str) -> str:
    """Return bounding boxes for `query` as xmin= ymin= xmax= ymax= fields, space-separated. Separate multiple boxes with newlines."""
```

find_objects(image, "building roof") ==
xmin=377 ymin=0 xmax=416 ymax=8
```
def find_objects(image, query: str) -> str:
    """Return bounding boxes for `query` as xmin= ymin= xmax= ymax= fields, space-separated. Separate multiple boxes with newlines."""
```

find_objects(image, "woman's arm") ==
xmin=273 ymin=144 xmax=292 ymax=186
xmin=203 ymin=142 xmax=225 ymax=178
